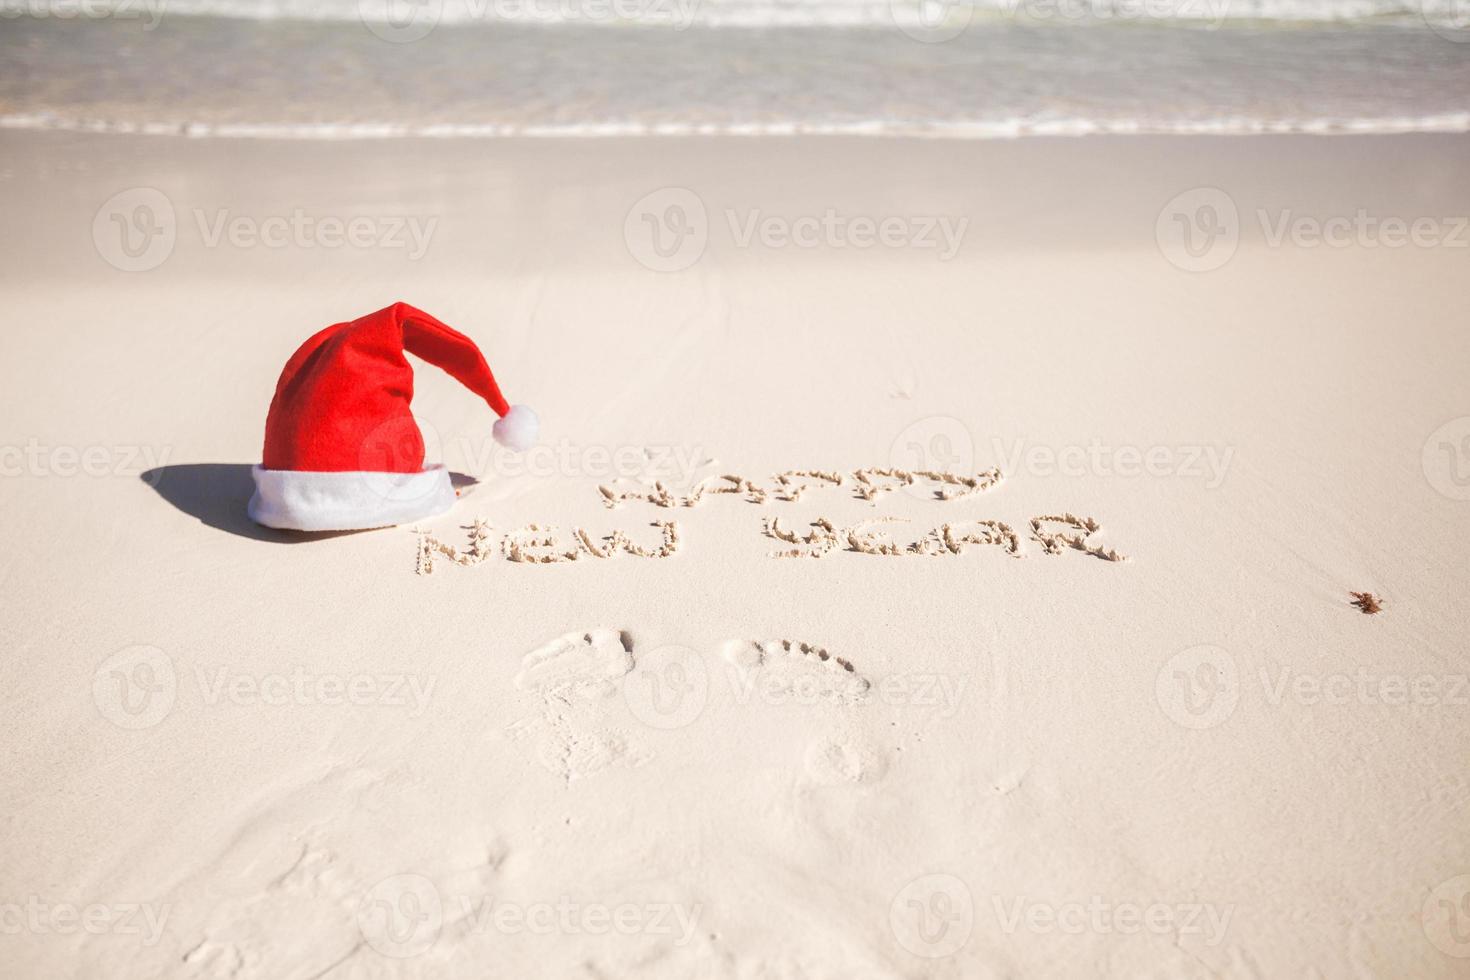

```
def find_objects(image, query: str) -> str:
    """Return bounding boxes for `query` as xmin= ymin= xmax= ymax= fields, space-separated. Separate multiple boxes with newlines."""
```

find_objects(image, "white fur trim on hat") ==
xmin=493 ymin=404 xmax=539 ymax=452
xmin=248 ymin=464 xmax=455 ymax=532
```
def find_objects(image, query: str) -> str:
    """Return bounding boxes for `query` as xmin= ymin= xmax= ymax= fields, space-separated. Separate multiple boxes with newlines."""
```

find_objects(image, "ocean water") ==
xmin=1 ymin=0 xmax=1468 ymax=137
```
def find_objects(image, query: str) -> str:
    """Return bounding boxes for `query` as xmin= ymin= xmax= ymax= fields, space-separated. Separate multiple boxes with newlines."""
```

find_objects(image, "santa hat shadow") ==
xmin=248 ymin=302 xmax=536 ymax=532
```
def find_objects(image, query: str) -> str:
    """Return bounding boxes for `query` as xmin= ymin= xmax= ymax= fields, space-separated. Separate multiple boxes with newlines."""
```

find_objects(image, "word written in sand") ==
xmin=412 ymin=467 xmax=1127 ymax=573
xmin=764 ymin=513 xmax=1125 ymax=561
xmin=597 ymin=467 xmax=1004 ymax=509
xmin=415 ymin=519 xmax=679 ymax=574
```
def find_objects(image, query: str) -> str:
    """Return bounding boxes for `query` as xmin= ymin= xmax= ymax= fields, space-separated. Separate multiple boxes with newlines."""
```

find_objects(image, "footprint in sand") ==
xmin=804 ymin=731 xmax=889 ymax=785
xmin=514 ymin=628 xmax=634 ymax=694
xmin=508 ymin=629 xmax=649 ymax=783
xmin=719 ymin=638 xmax=872 ymax=705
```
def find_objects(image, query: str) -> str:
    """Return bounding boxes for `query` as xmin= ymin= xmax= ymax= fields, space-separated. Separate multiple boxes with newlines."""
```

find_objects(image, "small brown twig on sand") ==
xmin=1349 ymin=591 xmax=1383 ymax=615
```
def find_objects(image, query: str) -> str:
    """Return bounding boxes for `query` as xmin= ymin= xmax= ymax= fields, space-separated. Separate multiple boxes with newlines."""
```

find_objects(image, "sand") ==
xmin=2 ymin=129 xmax=1469 ymax=978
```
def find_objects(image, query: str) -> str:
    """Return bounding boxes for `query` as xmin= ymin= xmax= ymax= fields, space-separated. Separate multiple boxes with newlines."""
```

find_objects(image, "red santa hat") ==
xmin=248 ymin=301 xmax=537 ymax=531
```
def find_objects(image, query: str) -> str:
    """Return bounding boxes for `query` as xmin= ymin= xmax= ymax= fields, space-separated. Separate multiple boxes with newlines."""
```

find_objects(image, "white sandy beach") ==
xmin=2 ymin=129 xmax=1469 ymax=978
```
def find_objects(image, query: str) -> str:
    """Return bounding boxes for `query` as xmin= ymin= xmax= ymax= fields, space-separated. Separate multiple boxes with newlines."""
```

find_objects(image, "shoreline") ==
xmin=7 ymin=112 xmax=1470 ymax=140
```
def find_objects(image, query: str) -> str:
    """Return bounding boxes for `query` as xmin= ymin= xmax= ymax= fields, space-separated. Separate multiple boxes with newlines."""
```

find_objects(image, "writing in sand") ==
xmin=414 ymin=466 xmax=1126 ymax=574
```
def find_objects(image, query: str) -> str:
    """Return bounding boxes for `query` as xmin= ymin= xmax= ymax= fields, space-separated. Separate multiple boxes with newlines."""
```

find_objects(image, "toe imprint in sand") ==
xmin=720 ymin=638 xmax=871 ymax=704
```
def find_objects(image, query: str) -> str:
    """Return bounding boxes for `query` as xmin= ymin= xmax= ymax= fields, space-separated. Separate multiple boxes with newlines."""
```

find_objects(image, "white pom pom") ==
xmin=493 ymin=404 xmax=538 ymax=451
